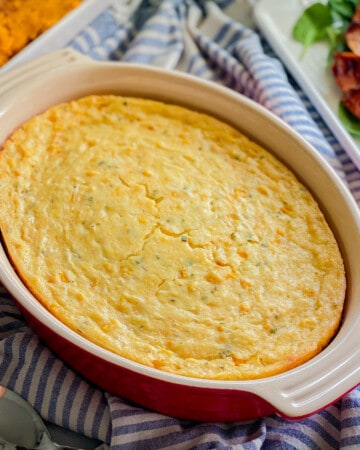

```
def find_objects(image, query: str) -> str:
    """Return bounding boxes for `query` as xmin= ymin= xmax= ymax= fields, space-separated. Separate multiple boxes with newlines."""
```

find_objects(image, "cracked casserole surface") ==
xmin=0 ymin=95 xmax=346 ymax=380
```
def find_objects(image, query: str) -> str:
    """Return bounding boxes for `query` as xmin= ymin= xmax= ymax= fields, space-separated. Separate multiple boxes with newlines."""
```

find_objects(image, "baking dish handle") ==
xmin=256 ymin=331 xmax=360 ymax=418
xmin=0 ymin=49 xmax=91 ymax=99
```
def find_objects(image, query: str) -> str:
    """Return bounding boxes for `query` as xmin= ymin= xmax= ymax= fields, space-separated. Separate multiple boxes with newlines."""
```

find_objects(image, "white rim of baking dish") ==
xmin=0 ymin=49 xmax=359 ymax=418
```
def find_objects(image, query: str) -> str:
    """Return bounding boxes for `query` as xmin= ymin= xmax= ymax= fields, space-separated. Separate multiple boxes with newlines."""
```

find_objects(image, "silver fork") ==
xmin=0 ymin=386 xmax=107 ymax=450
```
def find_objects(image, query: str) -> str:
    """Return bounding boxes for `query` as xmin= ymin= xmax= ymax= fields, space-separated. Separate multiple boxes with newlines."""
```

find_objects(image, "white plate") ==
xmin=0 ymin=0 xmax=140 ymax=75
xmin=254 ymin=0 xmax=360 ymax=171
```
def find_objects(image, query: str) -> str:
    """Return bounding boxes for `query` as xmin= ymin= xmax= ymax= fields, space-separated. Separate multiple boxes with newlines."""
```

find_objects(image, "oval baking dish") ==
xmin=0 ymin=49 xmax=359 ymax=422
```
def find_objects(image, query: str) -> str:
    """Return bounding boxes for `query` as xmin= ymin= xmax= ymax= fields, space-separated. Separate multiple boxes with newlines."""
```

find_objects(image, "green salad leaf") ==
xmin=293 ymin=0 xmax=360 ymax=135
xmin=338 ymin=102 xmax=360 ymax=135
xmin=292 ymin=3 xmax=333 ymax=57
xmin=292 ymin=0 xmax=358 ymax=59
xmin=329 ymin=0 xmax=358 ymax=19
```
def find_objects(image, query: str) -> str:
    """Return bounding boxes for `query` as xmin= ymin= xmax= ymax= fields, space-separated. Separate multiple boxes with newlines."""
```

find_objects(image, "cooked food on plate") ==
xmin=0 ymin=0 xmax=83 ymax=67
xmin=293 ymin=0 xmax=360 ymax=132
xmin=332 ymin=5 xmax=360 ymax=120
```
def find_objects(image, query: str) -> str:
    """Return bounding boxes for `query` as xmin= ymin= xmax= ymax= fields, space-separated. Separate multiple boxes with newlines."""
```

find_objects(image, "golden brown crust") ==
xmin=0 ymin=95 xmax=346 ymax=380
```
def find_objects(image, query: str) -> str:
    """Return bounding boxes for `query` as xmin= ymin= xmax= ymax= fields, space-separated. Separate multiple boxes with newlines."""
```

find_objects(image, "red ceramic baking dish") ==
xmin=0 ymin=49 xmax=359 ymax=422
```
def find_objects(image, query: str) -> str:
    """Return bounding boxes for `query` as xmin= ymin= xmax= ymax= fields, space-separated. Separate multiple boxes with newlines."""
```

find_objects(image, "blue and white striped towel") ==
xmin=1 ymin=1 xmax=360 ymax=448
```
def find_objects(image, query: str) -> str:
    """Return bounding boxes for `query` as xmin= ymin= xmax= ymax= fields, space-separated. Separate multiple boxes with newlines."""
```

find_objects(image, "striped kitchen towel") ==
xmin=1 ymin=0 xmax=359 ymax=449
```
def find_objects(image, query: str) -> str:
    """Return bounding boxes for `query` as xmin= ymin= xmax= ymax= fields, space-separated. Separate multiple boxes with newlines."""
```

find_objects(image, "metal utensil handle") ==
xmin=0 ymin=386 xmax=57 ymax=449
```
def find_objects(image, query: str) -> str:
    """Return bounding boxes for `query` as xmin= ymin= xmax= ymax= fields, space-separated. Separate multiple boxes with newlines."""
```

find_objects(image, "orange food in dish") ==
xmin=0 ymin=0 xmax=82 ymax=67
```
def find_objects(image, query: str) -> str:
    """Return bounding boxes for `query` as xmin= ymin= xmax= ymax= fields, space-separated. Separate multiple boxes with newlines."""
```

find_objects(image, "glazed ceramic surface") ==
xmin=0 ymin=49 xmax=359 ymax=421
